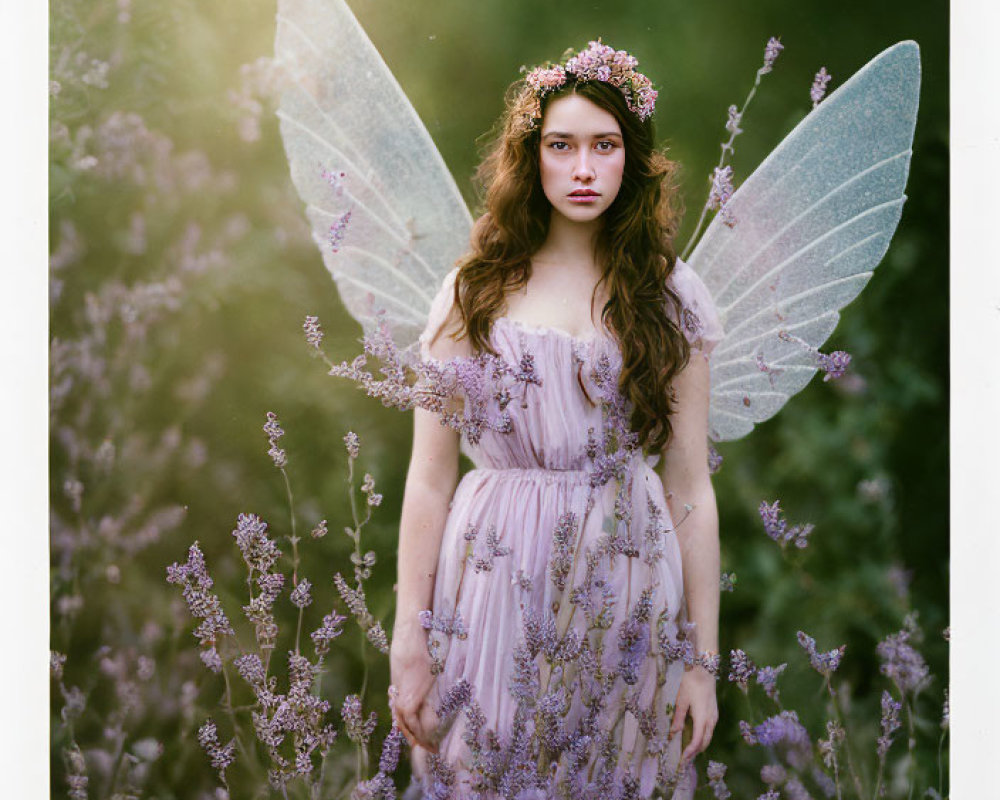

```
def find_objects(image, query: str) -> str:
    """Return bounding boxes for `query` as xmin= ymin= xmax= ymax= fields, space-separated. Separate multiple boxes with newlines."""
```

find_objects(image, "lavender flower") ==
xmin=263 ymin=411 xmax=287 ymax=468
xmin=362 ymin=472 xmax=383 ymax=507
xmin=817 ymin=720 xmax=844 ymax=769
xmin=662 ymin=620 xmax=698 ymax=667
xmin=817 ymin=349 xmax=851 ymax=381
xmin=728 ymin=649 xmax=756 ymax=693
xmin=341 ymin=694 xmax=378 ymax=745
xmin=761 ymin=37 xmax=784 ymax=75
xmin=435 ymin=679 xmax=473 ymax=729
xmin=303 ymin=315 xmax=324 ymax=349
xmin=886 ymin=562 xmax=913 ymax=598
xmin=784 ymin=777 xmax=814 ymax=800
xmin=548 ymin=512 xmax=577 ymax=592
xmin=759 ymin=500 xmax=815 ymax=549
xmin=311 ymin=518 xmax=328 ymax=538
xmin=707 ymin=760 xmax=731 ymax=799
xmin=310 ymin=609 xmax=347 ymax=657
xmin=51 ymin=651 xmax=68 ymax=681
xmin=234 ymin=653 xmax=267 ymax=689
xmin=243 ymin=571 xmax=284 ymax=650
xmin=756 ymin=662 xmax=787 ymax=703
xmin=754 ymin=710 xmax=810 ymax=749
xmin=811 ymin=766 xmax=837 ymax=798
xmin=344 ymin=431 xmax=360 ymax=458
xmin=509 ymin=641 xmax=540 ymax=705
xmin=708 ymin=166 xmax=737 ymax=227
xmin=810 ymin=67 xmax=832 ymax=107
xmin=198 ymin=718 xmax=236 ymax=784
xmin=777 ymin=330 xmax=852 ymax=383
xmin=334 ymin=572 xmax=389 ymax=652
xmin=797 ymin=631 xmax=846 ymax=677
xmin=876 ymin=690 xmax=902 ymax=756
xmin=877 ymin=620 xmax=930 ymax=694
xmin=760 ymin=763 xmax=787 ymax=786
xmin=166 ymin=542 xmax=234 ymax=667
xmin=618 ymin=590 xmax=653 ymax=685
xmin=418 ymin=608 xmax=469 ymax=640
xmin=708 ymin=445 xmax=723 ymax=474
xmin=64 ymin=745 xmax=89 ymax=800
xmin=470 ymin=524 xmax=512 ymax=573
xmin=290 ymin=579 xmax=312 ymax=609
xmin=231 ymin=513 xmax=281 ymax=574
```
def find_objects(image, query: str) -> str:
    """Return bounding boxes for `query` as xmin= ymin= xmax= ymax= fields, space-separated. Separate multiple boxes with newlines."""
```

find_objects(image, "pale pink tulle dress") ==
xmin=408 ymin=259 xmax=723 ymax=800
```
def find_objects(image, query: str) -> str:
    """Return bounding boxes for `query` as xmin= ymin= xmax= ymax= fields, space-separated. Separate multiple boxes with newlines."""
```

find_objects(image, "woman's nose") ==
xmin=572 ymin=151 xmax=596 ymax=181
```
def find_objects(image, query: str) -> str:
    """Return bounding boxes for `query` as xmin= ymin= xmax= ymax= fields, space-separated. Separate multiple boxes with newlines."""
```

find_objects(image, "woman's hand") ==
xmin=668 ymin=667 xmax=719 ymax=763
xmin=389 ymin=623 xmax=441 ymax=753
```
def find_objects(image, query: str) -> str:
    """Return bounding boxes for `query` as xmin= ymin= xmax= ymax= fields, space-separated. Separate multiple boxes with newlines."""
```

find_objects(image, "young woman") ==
xmin=387 ymin=42 xmax=723 ymax=798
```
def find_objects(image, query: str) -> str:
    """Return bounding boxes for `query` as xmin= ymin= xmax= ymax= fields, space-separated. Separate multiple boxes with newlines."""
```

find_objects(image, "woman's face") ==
xmin=538 ymin=93 xmax=626 ymax=224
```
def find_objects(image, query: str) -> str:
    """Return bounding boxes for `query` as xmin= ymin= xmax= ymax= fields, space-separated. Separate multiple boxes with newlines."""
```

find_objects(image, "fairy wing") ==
xmin=274 ymin=0 xmax=473 ymax=346
xmin=687 ymin=41 xmax=921 ymax=442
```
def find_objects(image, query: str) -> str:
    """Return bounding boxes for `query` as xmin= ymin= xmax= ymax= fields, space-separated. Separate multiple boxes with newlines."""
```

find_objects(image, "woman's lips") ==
xmin=568 ymin=190 xmax=600 ymax=203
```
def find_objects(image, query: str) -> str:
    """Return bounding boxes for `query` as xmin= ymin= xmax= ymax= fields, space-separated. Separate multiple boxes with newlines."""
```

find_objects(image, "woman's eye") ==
xmin=596 ymin=141 xmax=615 ymax=152
xmin=550 ymin=141 xmax=569 ymax=151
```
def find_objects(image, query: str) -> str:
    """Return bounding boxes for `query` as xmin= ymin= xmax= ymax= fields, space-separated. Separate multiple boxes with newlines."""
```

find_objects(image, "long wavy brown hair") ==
xmin=449 ymin=72 xmax=691 ymax=453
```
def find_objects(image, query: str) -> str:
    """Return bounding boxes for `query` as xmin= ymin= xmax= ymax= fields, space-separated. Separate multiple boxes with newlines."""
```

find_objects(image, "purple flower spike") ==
xmin=876 ymin=620 xmax=930 ymax=694
xmin=876 ymin=690 xmax=902 ymax=756
xmin=761 ymin=37 xmax=784 ymax=74
xmin=810 ymin=67 xmax=832 ymax=107
xmin=727 ymin=649 xmax=756 ymax=693
xmin=818 ymin=349 xmax=851 ymax=381
xmin=758 ymin=499 xmax=815 ymax=550
xmin=797 ymin=630 xmax=846 ymax=677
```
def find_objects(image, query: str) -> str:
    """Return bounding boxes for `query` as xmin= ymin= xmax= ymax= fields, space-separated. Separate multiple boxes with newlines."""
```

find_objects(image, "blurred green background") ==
xmin=49 ymin=0 xmax=948 ymax=797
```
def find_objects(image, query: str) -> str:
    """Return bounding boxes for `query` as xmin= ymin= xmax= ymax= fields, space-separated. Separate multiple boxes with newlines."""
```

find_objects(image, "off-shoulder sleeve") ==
xmin=667 ymin=257 xmax=725 ymax=358
xmin=417 ymin=266 xmax=461 ymax=360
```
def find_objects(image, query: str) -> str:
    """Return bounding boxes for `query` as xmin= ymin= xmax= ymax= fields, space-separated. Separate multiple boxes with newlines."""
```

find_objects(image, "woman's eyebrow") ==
xmin=541 ymin=131 xmax=623 ymax=140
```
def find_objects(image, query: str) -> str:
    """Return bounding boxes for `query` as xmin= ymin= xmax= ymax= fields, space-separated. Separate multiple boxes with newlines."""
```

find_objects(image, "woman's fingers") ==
xmin=680 ymin=711 xmax=717 ymax=761
xmin=397 ymin=698 xmax=439 ymax=753
xmin=681 ymin=719 xmax=705 ymax=762
xmin=669 ymin=697 xmax=689 ymax=740
xmin=394 ymin=710 xmax=417 ymax=748
xmin=417 ymin=702 xmax=441 ymax=753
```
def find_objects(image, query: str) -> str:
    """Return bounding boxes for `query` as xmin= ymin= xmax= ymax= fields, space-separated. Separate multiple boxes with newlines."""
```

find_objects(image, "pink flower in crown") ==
xmin=526 ymin=64 xmax=567 ymax=93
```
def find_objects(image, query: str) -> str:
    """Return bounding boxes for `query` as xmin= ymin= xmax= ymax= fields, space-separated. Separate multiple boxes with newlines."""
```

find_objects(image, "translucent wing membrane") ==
xmin=275 ymin=0 xmax=473 ymax=345
xmin=689 ymin=41 xmax=921 ymax=442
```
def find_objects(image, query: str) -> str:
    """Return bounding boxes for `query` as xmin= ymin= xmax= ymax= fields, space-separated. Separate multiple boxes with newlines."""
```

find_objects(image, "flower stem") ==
xmin=905 ymin=695 xmax=917 ymax=800
xmin=680 ymin=68 xmax=767 ymax=262
xmin=825 ymin=678 xmax=866 ymax=798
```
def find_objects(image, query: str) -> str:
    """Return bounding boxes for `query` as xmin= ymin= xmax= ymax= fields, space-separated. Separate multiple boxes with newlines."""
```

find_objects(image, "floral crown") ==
xmin=521 ymin=39 xmax=658 ymax=125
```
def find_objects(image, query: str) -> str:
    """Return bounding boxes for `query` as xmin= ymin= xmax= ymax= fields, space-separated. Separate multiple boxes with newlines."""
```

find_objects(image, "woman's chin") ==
xmin=554 ymin=203 xmax=607 ymax=225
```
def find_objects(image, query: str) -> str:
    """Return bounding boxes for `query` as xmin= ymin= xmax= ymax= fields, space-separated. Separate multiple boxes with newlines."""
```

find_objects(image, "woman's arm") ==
xmin=394 ymin=407 xmax=460 ymax=636
xmin=657 ymin=351 xmax=719 ymax=654
xmin=391 ymin=304 xmax=466 ymax=752
xmin=656 ymin=349 xmax=720 ymax=761
xmin=396 ymin=302 xmax=469 ymax=633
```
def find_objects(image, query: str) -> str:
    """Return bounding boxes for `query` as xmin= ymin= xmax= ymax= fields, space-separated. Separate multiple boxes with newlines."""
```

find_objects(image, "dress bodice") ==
xmin=463 ymin=315 xmax=622 ymax=471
